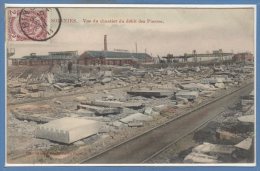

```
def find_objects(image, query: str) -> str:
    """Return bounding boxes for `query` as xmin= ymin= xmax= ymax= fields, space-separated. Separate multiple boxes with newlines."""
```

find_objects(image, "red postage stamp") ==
xmin=7 ymin=8 xmax=63 ymax=42
xmin=7 ymin=8 xmax=49 ymax=41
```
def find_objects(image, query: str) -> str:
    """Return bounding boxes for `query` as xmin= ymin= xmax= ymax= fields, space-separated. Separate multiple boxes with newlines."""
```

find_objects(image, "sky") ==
xmin=6 ymin=7 xmax=255 ymax=58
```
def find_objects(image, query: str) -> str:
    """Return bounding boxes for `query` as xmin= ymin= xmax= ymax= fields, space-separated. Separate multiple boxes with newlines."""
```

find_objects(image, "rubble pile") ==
xmin=182 ymin=90 xmax=255 ymax=163
xmin=7 ymin=62 xmax=254 ymax=163
xmin=8 ymin=63 xmax=253 ymax=103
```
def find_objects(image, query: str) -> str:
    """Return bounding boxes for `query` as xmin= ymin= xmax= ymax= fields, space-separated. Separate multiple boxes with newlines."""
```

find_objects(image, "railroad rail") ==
xmin=141 ymin=110 xmax=225 ymax=163
xmin=79 ymin=81 xmax=253 ymax=164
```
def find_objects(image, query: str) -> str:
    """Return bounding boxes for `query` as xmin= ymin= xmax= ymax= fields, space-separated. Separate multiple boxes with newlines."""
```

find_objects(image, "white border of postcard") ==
xmin=5 ymin=3 xmax=257 ymax=167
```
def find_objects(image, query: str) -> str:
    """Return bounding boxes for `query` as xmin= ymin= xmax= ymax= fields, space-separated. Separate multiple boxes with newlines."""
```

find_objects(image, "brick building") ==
xmin=11 ymin=35 xmax=154 ymax=66
xmin=78 ymin=50 xmax=153 ymax=66
xmin=232 ymin=52 xmax=254 ymax=63
xmin=11 ymin=50 xmax=153 ymax=66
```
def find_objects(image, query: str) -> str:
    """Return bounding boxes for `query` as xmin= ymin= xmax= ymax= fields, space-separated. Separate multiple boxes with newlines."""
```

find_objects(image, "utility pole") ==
xmin=135 ymin=42 xmax=138 ymax=53
xmin=76 ymin=51 xmax=80 ymax=81
xmin=193 ymin=50 xmax=197 ymax=63
xmin=135 ymin=42 xmax=138 ymax=61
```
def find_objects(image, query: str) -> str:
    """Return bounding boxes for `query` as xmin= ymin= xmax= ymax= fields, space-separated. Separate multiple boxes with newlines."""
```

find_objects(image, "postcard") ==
xmin=5 ymin=5 xmax=255 ymax=166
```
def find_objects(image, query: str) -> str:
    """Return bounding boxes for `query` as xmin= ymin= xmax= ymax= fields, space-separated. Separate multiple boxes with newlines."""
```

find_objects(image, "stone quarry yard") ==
xmin=6 ymin=63 xmax=254 ymax=164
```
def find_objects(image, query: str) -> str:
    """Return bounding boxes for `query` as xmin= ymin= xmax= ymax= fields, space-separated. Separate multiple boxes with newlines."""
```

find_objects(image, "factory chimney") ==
xmin=104 ymin=35 xmax=107 ymax=51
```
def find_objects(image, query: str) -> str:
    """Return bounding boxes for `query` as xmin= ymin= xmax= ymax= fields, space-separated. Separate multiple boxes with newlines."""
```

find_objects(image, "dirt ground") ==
xmin=6 ymin=63 xmax=254 ymax=164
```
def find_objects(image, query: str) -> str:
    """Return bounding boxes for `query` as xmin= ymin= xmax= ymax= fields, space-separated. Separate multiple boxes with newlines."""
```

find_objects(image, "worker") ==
xmin=68 ymin=61 xmax=73 ymax=73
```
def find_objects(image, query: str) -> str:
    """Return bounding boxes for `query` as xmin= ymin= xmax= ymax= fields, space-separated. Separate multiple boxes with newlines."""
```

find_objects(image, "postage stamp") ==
xmin=7 ymin=8 xmax=61 ymax=41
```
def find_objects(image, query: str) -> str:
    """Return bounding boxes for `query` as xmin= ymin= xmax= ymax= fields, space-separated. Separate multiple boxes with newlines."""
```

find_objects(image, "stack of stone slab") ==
xmin=81 ymin=100 xmax=144 ymax=109
xmin=238 ymin=115 xmax=254 ymax=123
xmin=120 ymin=113 xmax=153 ymax=124
xmin=77 ymin=104 xmax=122 ymax=115
xmin=184 ymin=152 xmax=219 ymax=163
xmin=35 ymin=117 xmax=102 ymax=144
xmin=192 ymin=142 xmax=235 ymax=156
xmin=127 ymin=89 xmax=174 ymax=98
xmin=176 ymin=91 xmax=199 ymax=100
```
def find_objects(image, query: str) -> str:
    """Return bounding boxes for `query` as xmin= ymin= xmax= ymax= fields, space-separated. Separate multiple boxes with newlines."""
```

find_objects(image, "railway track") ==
xmin=80 ymin=81 xmax=253 ymax=164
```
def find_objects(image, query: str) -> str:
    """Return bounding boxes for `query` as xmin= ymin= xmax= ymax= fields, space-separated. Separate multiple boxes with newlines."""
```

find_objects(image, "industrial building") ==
xmin=78 ymin=50 xmax=153 ymax=66
xmin=162 ymin=49 xmax=234 ymax=63
xmin=10 ymin=35 xmax=253 ymax=66
xmin=11 ymin=51 xmax=78 ymax=66
xmin=78 ymin=35 xmax=153 ymax=65
xmin=11 ymin=35 xmax=153 ymax=66
xmin=232 ymin=52 xmax=254 ymax=63
xmin=11 ymin=50 xmax=153 ymax=66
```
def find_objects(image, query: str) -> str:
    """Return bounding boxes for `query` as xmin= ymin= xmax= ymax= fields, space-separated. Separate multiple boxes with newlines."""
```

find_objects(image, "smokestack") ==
xmin=104 ymin=35 xmax=107 ymax=51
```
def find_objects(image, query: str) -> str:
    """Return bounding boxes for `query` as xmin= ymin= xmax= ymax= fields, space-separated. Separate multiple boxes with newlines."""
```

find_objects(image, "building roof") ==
xmin=20 ymin=54 xmax=77 ymax=60
xmin=235 ymin=52 xmax=253 ymax=55
xmin=48 ymin=51 xmax=78 ymax=56
xmin=21 ymin=55 xmax=49 ymax=60
xmin=82 ymin=50 xmax=152 ymax=60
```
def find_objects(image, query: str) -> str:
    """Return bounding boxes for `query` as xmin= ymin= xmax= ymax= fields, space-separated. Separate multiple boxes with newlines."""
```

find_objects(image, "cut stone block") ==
xmin=46 ymin=73 xmax=54 ymax=83
xmin=241 ymin=95 xmax=254 ymax=106
xmin=26 ymin=84 xmax=39 ymax=92
xmin=144 ymin=107 xmax=153 ymax=115
xmin=29 ymin=92 xmax=41 ymax=98
xmin=153 ymin=105 xmax=167 ymax=112
xmin=128 ymin=121 xmax=144 ymax=127
xmin=238 ymin=115 xmax=254 ymax=123
xmin=82 ymin=100 xmax=144 ymax=109
xmin=53 ymin=84 xmax=63 ymax=91
xmin=12 ymin=110 xmax=53 ymax=123
xmin=120 ymin=113 xmax=153 ymax=124
xmin=216 ymin=129 xmax=243 ymax=144
xmin=201 ymin=78 xmax=217 ymax=84
xmin=75 ymin=96 xmax=88 ymax=102
xmin=192 ymin=142 xmax=235 ymax=155
xmin=111 ymin=121 xmax=124 ymax=127
xmin=180 ymin=83 xmax=201 ymax=91
xmin=77 ymin=104 xmax=121 ymax=115
xmin=215 ymin=82 xmax=225 ymax=88
xmin=235 ymin=137 xmax=253 ymax=150
xmin=176 ymin=91 xmax=199 ymax=100
xmin=76 ymin=109 xmax=95 ymax=115
xmin=127 ymin=89 xmax=174 ymax=98
xmin=184 ymin=152 xmax=219 ymax=163
xmin=20 ymin=88 xmax=29 ymax=94
xmin=103 ymin=71 xmax=113 ymax=77
xmin=249 ymin=90 xmax=254 ymax=96
xmin=143 ymin=107 xmax=160 ymax=117
xmin=101 ymin=77 xmax=112 ymax=84
xmin=35 ymin=117 xmax=102 ymax=144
